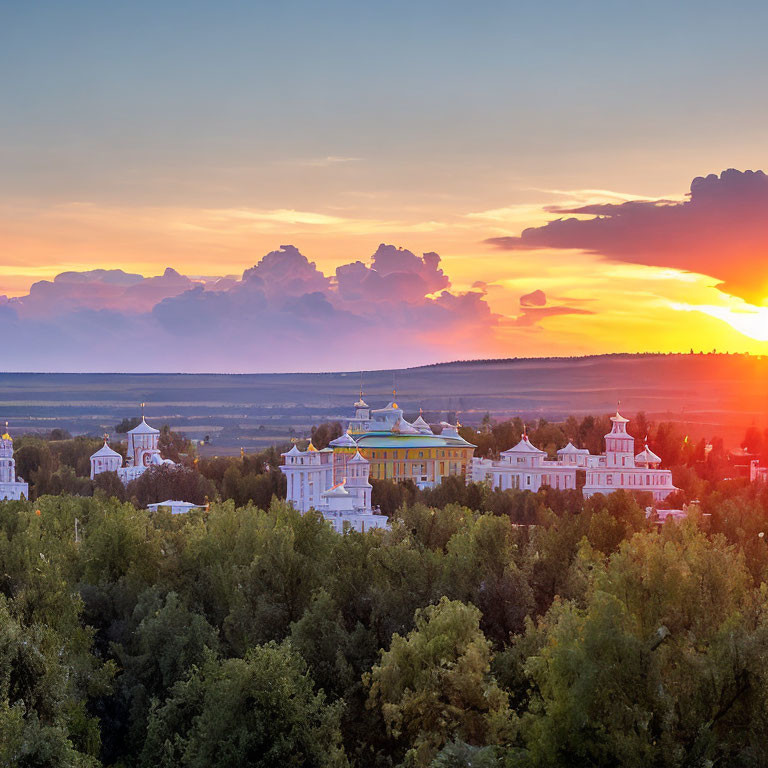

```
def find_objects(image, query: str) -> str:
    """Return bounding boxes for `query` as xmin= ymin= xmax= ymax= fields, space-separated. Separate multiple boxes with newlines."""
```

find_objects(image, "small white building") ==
xmin=147 ymin=499 xmax=205 ymax=515
xmin=0 ymin=428 xmax=28 ymax=501
xmin=90 ymin=415 xmax=176 ymax=485
xmin=750 ymin=459 xmax=768 ymax=483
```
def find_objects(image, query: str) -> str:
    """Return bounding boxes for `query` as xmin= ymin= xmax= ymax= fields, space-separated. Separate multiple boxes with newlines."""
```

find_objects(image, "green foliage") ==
xmin=140 ymin=642 xmax=348 ymax=768
xmin=366 ymin=597 xmax=513 ymax=766
xmin=3 ymin=470 xmax=768 ymax=767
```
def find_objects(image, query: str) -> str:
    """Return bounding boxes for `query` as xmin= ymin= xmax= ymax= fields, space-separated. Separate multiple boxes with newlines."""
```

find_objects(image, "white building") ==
xmin=90 ymin=416 xmax=176 ymax=484
xmin=281 ymin=445 xmax=388 ymax=533
xmin=750 ymin=460 xmax=768 ymax=483
xmin=471 ymin=431 xmax=578 ymax=492
xmin=472 ymin=411 xmax=677 ymax=503
xmin=582 ymin=413 xmax=677 ymax=502
xmin=147 ymin=499 xmax=205 ymax=515
xmin=0 ymin=428 xmax=28 ymax=500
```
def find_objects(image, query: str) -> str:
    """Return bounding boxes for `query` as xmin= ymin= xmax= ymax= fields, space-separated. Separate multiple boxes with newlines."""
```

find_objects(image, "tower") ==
xmin=345 ymin=450 xmax=372 ymax=510
xmin=0 ymin=425 xmax=15 ymax=484
xmin=604 ymin=411 xmax=635 ymax=469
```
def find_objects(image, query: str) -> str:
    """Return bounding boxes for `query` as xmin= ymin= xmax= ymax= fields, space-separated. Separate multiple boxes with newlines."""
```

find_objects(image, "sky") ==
xmin=1 ymin=0 xmax=768 ymax=372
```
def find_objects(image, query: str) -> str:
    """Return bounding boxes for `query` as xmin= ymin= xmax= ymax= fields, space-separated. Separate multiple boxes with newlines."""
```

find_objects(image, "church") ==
xmin=472 ymin=411 xmax=677 ymax=502
xmin=90 ymin=414 xmax=176 ymax=484
xmin=0 ymin=426 xmax=28 ymax=500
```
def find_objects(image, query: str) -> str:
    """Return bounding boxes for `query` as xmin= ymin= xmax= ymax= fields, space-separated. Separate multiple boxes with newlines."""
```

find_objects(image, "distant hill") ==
xmin=1 ymin=353 xmax=766 ymax=452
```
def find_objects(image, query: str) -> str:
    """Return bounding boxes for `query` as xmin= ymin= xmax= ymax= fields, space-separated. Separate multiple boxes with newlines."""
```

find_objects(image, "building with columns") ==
xmin=281 ymin=392 xmax=475 ymax=532
xmin=90 ymin=415 xmax=176 ymax=484
xmin=281 ymin=445 xmax=388 ymax=533
xmin=582 ymin=413 xmax=677 ymax=501
xmin=0 ymin=427 xmax=28 ymax=500
xmin=472 ymin=411 xmax=677 ymax=503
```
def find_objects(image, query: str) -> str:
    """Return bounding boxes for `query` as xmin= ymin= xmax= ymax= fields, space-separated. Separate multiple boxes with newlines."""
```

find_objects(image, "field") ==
xmin=1 ymin=353 xmax=766 ymax=453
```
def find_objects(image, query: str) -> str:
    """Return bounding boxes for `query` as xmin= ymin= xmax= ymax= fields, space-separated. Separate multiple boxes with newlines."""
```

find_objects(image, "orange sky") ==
xmin=3 ymin=2 xmax=768 ymax=370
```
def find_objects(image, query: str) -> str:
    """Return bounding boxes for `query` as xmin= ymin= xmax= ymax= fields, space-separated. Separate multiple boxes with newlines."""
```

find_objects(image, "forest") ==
xmin=3 ymin=414 xmax=768 ymax=766
xmin=3 ymin=476 xmax=768 ymax=766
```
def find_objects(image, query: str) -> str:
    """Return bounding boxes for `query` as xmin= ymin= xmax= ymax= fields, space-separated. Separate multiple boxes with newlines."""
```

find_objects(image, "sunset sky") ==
xmin=2 ymin=0 xmax=768 ymax=372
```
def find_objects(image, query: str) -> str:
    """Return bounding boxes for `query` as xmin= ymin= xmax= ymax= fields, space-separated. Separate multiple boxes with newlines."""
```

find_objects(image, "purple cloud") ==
xmin=0 ymin=244 xmax=500 ymax=372
xmin=486 ymin=169 xmax=768 ymax=303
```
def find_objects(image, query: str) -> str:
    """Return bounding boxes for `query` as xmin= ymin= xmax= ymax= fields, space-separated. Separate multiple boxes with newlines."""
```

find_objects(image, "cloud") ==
xmin=485 ymin=169 xmax=768 ymax=304
xmin=0 ymin=244 xmax=501 ymax=372
xmin=513 ymin=289 xmax=594 ymax=327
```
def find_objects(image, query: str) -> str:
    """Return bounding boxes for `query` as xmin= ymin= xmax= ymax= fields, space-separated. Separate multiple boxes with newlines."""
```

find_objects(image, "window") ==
xmin=607 ymin=475 xmax=613 ymax=485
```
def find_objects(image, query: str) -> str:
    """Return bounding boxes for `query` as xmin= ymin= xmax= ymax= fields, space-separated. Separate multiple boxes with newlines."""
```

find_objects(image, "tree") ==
xmin=114 ymin=417 xmax=141 ymax=433
xmin=366 ymin=597 xmax=513 ymax=767
xmin=140 ymin=642 xmax=348 ymax=768
xmin=310 ymin=422 xmax=344 ymax=450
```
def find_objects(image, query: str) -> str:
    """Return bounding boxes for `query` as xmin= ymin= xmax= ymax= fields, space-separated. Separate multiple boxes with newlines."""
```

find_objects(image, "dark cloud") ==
xmin=513 ymin=290 xmax=593 ymax=327
xmin=520 ymin=289 xmax=547 ymax=307
xmin=486 ymin=169 xmax=768 ymax=303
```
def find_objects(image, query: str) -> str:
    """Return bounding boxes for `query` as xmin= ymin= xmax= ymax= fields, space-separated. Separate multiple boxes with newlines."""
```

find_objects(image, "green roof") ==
xmin=356 ymin=431 xmax=476 ymax=449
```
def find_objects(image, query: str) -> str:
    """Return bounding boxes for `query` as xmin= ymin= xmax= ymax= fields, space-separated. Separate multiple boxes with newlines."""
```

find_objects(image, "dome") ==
xmin=348 ymin=449 xmax=368 ymax=464
xmin=330 ymin=432 xmax=358 ymax=448
xmin=283 ymin=444 xmax=303 ymax=456
xmin=91 ymin=440 xmax=122 ymax=460
xmin=128 ymin=417 xmax=160 ymax=435
xmin=635 ymin=445 xmax=662 ymax=466
xmin=557 ymin=441 xmax=590 ymax=455
xmin=503 ymin=434 xmax=545 ymax=454
xmin=307 ymin=440 xmax=318 ymax=452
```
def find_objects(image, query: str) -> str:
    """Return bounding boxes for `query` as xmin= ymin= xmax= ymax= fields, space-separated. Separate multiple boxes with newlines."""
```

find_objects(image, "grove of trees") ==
xmin=2 ymin=475 xmax=768 ymax=766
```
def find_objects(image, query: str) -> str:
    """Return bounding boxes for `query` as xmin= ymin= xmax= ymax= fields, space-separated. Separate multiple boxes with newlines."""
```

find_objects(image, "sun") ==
xmin=687 ymin=303 xmax=768 ymax=342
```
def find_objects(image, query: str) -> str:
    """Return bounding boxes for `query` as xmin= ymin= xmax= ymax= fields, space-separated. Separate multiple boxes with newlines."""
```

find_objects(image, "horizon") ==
xmin=0 ymin=349 xmax=760 ymax=377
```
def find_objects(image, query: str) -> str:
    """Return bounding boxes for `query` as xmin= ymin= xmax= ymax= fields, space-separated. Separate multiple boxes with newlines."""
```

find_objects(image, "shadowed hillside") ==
xmin=0 ymin=353 xmax=765 ymax=452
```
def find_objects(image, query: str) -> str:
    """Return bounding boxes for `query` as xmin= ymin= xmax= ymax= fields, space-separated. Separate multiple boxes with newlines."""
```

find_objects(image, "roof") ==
xmin=147 ymin=499 xmax=204 ymax=510
xmin=354 ymin=398 xmax=369 ymax=408
xmin=307 ymin=440 xmax=318 ymax=452
xmin=330 ymin=432 xmax=358 ymax=448
xmin=128 ymin=417 xmax=160 ymax=435
xmin=557 ymin=441 xmax=590 ymax=455
xmin=348 ymin=450 xmax=368 ymax=464
xmin=635 ymin=446 xmax=662 ymax=465
xmin=411 ymin=414 xmax=433 ymax=434
xmin=502 ymin=434 xmax=545 ymax=455
xmin=392 ymin=417 xmax=419 ymax=435
xmin=611 ymin=411 xmax=630 ymax=423
xmin=283 ymin=444 xmax=302 ymax=456
xmin=321 ymin=481 xmax=350 ymax=497
xmin=91 ymin=441 xmax=122 ymax=460
xmin=355 ymin=431 xmax=476 ymax=449
xmin=371 ymin=401 xmax=401 ymax=413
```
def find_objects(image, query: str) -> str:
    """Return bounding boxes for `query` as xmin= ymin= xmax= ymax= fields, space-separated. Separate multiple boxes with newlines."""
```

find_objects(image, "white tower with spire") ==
xmin=0 ymin=424 xmax=28 ymax=500
xmin=604 ymin=410 xmax=635 ymax=469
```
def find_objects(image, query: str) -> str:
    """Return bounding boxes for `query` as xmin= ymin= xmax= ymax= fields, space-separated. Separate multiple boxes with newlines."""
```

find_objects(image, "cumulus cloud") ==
xmin=513 ymin=290 xmax=593 ymax=327
xmin=485 ymin=169 xmax=768 ymax=304
xmin=0 ymin=244 xmax=501 ymax=372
